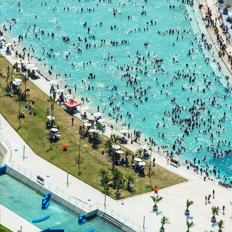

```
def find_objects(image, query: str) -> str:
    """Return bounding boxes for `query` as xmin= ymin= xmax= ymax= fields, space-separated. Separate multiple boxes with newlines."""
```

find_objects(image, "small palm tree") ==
xmin=160 ymin=216 xmax=170 ymax=231
xmin=47 ymin=91 xmax=57 ymax=127
xmin=211 ymin=206 xmax=217 ymax=222
xmin=112 ymin=168 xmax=123 ymax=188
xmin=217 ymin=219 xmax=224 ymax=232
xmin=126 ymin=174 xmax=135 ymax=191
xmin=104 ymin=139 xmax=112 ymax=150
xmin=99 ymin=168 xmax=108 ymax=182
xmin=186 ymin=220 xmax=194 ymax=232
xmin=136 ymin=148 xmax=143 ymax=157
xmin=111 ymin=134 xmax=119 ymax=145
xmin=151 ymin=195 xmax=163 ymax=211
xmin=16 ymin=73 xmax=29 ymax=97
xmin=185 ymin=199 xmax=194 ymax=215
xmin=2 ymin=71 xmax=11 ymax=93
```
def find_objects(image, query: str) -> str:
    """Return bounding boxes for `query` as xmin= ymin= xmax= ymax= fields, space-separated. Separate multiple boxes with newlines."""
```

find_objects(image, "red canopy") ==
xmin=64 ymin=99 xmax=81 ymax=108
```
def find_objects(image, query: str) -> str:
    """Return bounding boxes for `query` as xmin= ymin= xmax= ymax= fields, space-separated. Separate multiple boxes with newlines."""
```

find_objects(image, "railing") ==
xmin=0 ymin=134 xmax=12 ymax=163
xmin=7 ymin=158 xmax=141 ymax=231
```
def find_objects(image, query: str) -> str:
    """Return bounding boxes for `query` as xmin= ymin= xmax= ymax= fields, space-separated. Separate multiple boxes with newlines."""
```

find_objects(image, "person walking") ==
xmin=213 ymin=189 xmax=215 ymax=199
xmin=222 ymin=205 xmax=225 ymax=215
xmin=205 ymin=196 xmax=207 ymax=204
xmin=208 ymin=194 xmax=211 ymax=203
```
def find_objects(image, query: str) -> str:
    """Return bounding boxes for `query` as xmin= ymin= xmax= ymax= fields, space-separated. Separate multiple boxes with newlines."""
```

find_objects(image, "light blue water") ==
xmin=0 ymin=174 xmax=122 ymax=231
xmin=1 ymin=0 xmax=232 ymax=182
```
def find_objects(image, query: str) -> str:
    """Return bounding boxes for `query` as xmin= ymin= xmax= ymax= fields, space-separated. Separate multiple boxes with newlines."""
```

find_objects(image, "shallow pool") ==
xmin=1 ymin=0 xmax=232 ymax=181
xmin=0 ymin=174 xmax=122 ymax=232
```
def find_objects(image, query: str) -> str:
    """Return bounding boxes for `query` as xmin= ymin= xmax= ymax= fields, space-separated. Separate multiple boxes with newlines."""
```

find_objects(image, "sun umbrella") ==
xmin=116 ymin=150 xmax=124 ymax=154
xmin=56 ymin=89 xmax=64 ymax=93
xmin=93 ymin=112 xmax=101 ymax=117
xmin=112 ymin=144 xmax=120 ymax=149
xmin=13 ymin=81 xmax=20 ymax=86
xmin=81 ymin=106 xmax=89 ymax=111
xmin=14 ymin=78 xmax=22 ymax=82
xmin=21 ymin=60 xmax=28 ymax=64
xmin=27 ymin=64 xmax=35 ymax=68
xmin=51 ymin=128 xmax=59 ymax=132
xmin=89 ymin=129 xmax=95 ymax=132
xmin=64 ymin=95 xmax=73 ymax=100
xmin=120 ymin=129 xmax=128 ymax=133
xmin=134 ymin=158 xmax=142 ymax=162
xmin=138 ymin=161 xmax=146 ymax=166
xmin=6 ymin=43 xmax=12 ymax=46
xmin=143 ymin=144 xmax=149 ymax=150
xmin=50 ymin=80 xmax=57 ymax=85
xmin=84 ymin=123 xmax=91 ymax=127
xmin=95 ymin=130 xmax=102 ymax=134
xmin=47 ymin=115 xmax=55 ymax=120
xmin=98 ymin=118 xmax=106 ymax=123
xmin=30 ymin=66 xmax=38 ymax=70
xmin=0 ymin=36 xmax=4 ymax=40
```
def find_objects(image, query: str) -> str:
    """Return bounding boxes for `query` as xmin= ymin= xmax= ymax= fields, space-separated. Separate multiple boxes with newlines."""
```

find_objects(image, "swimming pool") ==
xmin=0 ymin=174 xmax=123 ymax=232
xmin=1 ymin=0 xmax=232 ymax=181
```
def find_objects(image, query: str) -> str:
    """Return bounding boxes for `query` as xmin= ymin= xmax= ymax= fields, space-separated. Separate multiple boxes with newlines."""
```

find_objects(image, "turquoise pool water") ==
xmin=0 ymin=174 xmax=122 ymax=231
xmin=1 ymin=0 xmax=232 ymax=181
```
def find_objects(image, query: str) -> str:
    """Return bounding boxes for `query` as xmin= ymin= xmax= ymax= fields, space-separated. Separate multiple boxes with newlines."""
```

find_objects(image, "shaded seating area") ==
xmin=119 ymin=136 xmax=128 ymax=144
xmin=64 ymin=99 xmax=81 ymax=115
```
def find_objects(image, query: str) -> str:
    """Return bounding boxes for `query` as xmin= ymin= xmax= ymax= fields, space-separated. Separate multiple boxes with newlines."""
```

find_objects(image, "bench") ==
xmin=170 ymin=162 xmax=178 ymax=168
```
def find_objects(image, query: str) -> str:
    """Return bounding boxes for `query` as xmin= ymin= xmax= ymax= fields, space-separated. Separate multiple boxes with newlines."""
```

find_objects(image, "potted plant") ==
xmin=160 ymin=216 xmax=170 ymax=232
xmin=186 ymin=220 xmax=194 ymax=232
xmin=211 ymin=206 xmax=217 ymax=222
xmin=151 ymin=195 xmax=163 ymax=211
xmin=217 ymin=219 xmax=224 ymax=232
xmin=185 ymin=199 xmax=194 ymax=216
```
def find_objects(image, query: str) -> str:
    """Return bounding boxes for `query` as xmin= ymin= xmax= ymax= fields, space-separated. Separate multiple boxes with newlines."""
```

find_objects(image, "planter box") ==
xmin=153 ymin=206 xmax=158 ymax=211
xmin=211 ymin=217 xmax=216 ymax=223
xmin=159 ymin=229 xmax=165 ymax=232
xmin=185 ymin=210 xmax=190 ymax=216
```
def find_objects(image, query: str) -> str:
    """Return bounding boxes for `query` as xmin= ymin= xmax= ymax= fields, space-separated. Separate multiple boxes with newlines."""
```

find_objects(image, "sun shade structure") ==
xmin=64 ymin=99 xmax=81 ymax=108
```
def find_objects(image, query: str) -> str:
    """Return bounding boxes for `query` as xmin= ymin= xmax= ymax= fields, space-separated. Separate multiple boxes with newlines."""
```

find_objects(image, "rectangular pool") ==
xmin=0 ymin=174 xmax=123 ymax=232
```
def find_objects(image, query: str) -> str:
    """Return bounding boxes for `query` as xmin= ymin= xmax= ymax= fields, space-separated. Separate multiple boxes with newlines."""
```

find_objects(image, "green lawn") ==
xmin=0 ymin=54 xmax=186 ymax=199
xmin=0 ymin=225 xmax=12 ymax=232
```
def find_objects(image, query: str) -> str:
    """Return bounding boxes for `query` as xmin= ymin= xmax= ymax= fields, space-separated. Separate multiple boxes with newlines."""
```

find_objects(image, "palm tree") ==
xmin=211 ymin=206 xmax=217 ymax=222
xmin=185 ymin=199 xmax=194 ymax=215
xmin=111 ymin=134 xmax=119 ymax=145
xmin=136 ymin=148 xmax=143 ymax=157
xmin=99 ymin=168 xmax=108 ymax=183
xmin=186 ymin=221 xmax=194 ymax=232
xmin=16 ymin=73 xmax=29 ymax=100
xmin=126 ymin=174 xmax=135 ymax=191
xmin=2 ymin=71 xmax=11 ymax=93
xmin=125 ymin=150 xmax=132 ymax=167
xmin=104 ymin=139 xmax=112 ymax=152
xmin=160 ymin=216 xmax=170 ymax=231
xmin=47 ymin=91 xmax=57 ymax=127
xmin=217 ymin=219 xmax=224 ymax=232
xmin=151 ymin=195 xmax=163 ymax=211
xmin=112 ymin=168 xmax=123 ymax=189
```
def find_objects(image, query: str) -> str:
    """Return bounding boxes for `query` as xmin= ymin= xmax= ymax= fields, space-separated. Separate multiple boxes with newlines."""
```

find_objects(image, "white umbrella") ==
xmin=82 ymin=106 xmax=89 ymax=111
xmin=56 ymin=89 xmax=64 ymax=93
xmin=51 ymin=128 xmax=59 ymax=132
xmin=112 ymin=144 xmax=120 ymax=149
xmin=27 ymin=64 xmax=35 ymax=68
xmin=134 ymin=158 xmax=142 ymax=162
xmin=143 ymin=144 xmax=149 ymax=150
xmin=47 ymin=115 xmax=55 ymax=120
xmin=93 ymin=112 xmax=101 ymax=117
xmin=64 ymin=95 xmax=73 ymax=100
xmin=95 ymin=130 xmax=102 ymax=134
xmin=14 ymin=78 xmax=22 ymax=82
xmin=13 ymin=81 xmax=20 ymax=86
xmin=6 ymin=43 xmax=12 ymax=46
xmin=98 ymin=118 xmax=106 ymax=123
xmin=120 ymin=129 xmax=128 ymax=133
xmin=138 ymin=161 xmax=146 ymax=166
xmin=84 ymin=123 xmax=91 ymax=127
xmin=50 ymin=80 xmax=57 ymax=85
xmin=30 ymin=66 xmax=38 ymax=70
xmin=116 ymin=150 xmax=124 ymax=154
xmin=89 ymin=129 xmax=95 ymax=132
xmin=0 ymin=36 xmax=4 ymax=41
xmin=21 ymin=60 xmax=28 ymax=64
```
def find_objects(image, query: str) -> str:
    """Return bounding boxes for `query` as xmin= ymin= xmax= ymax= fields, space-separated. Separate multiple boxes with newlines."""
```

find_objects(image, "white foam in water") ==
xmin=2 ymin=0 xmax=232 ymax=182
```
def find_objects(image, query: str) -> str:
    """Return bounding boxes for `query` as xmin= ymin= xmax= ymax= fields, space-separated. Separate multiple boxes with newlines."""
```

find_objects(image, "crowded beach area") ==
xmin=1 ymin=0 xmax=232 ymax=231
